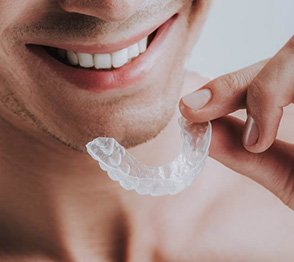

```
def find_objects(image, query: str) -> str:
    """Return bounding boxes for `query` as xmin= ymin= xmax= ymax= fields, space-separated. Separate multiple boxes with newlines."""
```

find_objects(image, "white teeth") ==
xmin=66 ymin=51 xmax=78 ymax=65
xmin=127 ymin=43 xmax=140 ymax=60
xmin=64 ymin=35 xmax=149 ymax=69
xmin=138 ymin=37 xmax=147 ymax=53
xmin=112 ymin=48 xmax=128 ymax=68
xmin=94 ymin=54 xmax=112 ymax=69
xmin=77 ymin=53 xmax=94 ymax=68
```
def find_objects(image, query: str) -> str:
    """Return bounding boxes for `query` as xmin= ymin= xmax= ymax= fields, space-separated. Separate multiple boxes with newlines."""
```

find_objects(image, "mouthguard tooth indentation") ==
xmin=86 ymin=117 xmax=211 ymax=196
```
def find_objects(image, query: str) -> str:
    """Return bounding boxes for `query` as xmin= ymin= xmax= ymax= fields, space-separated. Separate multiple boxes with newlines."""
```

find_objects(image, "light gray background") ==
xmin=187 ymin=0 xmax=294 ymax=78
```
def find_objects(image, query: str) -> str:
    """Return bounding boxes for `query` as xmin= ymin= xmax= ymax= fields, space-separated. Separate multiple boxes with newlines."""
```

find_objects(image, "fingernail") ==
xmin=181 ymin=89 xmax=212 ymax=111
xmin=243 ymin=115 xmax=259 ymax=146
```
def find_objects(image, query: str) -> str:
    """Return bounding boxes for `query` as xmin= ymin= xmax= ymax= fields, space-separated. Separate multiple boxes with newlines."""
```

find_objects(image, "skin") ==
xmin=0 ymin=0 xmax=293 ymax=261
xmin=180 ymin=37 xmax=294 ymax=208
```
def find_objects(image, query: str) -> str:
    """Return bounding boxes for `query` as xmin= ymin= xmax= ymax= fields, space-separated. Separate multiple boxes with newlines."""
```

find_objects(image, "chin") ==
xmin=50 ymin=111 xmax=174 ymax=153
xmin=46 ymin=73 xmax=184 ymax=153
xmin=53 ymin=91 xmax=180 ymax=153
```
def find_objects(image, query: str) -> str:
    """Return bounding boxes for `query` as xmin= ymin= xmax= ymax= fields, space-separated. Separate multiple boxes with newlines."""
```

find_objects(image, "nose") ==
xmin=58 ymin=0 xmax=141 ymax=22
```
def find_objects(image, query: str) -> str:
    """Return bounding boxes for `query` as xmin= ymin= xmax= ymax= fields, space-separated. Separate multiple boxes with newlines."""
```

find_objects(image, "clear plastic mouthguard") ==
xmin=86 ymin=117 xmax=211 ymax=196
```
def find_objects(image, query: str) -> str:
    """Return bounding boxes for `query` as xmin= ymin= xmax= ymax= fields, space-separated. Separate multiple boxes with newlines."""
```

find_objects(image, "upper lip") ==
xmin=28 ymin=14 xmax=177 ymax=55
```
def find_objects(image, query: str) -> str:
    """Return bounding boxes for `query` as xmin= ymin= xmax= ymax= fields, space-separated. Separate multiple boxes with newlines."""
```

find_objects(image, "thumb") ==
xmin=179 ymin=60 xmax=267 ymax=123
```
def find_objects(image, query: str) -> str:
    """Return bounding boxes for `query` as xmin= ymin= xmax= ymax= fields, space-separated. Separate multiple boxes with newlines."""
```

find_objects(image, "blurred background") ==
xmin=187 ymin=0 xmax=294 ymax=77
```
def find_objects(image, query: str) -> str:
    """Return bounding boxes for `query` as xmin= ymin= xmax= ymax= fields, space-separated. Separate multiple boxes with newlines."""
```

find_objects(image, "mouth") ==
xmin=40 ymin=28 xmax=157 ymax=71
xmin=26 ymin=13 xmax=178 ymax=93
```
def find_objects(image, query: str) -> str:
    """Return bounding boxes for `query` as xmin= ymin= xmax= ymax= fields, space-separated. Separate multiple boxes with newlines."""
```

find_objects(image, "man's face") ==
xmin=0 ymin=0 xmax=210 ymax=152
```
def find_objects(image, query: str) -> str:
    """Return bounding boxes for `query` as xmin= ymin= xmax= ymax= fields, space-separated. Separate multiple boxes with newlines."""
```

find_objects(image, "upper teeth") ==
xmin=65 ymin=36 xmax=148 ymax=69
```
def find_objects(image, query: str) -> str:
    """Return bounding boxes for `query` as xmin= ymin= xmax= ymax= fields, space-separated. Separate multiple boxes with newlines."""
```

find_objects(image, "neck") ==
xmin=0 ymin=103 xmax=181 ymax=260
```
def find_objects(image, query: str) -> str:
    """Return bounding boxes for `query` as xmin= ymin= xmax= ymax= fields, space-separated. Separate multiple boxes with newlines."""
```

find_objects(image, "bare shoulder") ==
xmin=148 ymin=159 xmax=294 ymax=261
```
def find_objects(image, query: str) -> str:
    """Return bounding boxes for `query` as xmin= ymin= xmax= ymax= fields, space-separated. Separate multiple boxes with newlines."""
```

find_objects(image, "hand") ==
xmin=179 ymin=36 xmax=294 ymax=209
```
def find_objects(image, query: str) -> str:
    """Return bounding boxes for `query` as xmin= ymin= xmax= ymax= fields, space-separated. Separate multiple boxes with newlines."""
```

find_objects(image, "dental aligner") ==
xmin=86 ymin=117 xmax=211 ymax=196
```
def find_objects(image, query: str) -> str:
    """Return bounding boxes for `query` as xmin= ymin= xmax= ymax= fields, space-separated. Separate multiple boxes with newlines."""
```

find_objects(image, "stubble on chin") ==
xmin=0 ymin=81 xmax=182 ymax=154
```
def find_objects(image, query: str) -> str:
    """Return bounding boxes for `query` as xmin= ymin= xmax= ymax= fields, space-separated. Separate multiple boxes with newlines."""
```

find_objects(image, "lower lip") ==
xmin=27 ymin=15 xmax=178 ymax=93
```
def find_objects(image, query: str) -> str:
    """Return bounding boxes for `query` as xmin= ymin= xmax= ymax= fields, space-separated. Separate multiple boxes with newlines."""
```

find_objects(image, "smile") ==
xmin=46 ymin=33 xmax=153 ymax=70
xmin=27 ymin=14 xmax=178 ymax=93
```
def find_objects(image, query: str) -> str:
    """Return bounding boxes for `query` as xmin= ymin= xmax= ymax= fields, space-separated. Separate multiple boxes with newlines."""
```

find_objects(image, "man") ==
xmin=0 ymin=0 xmax=293 ymax=261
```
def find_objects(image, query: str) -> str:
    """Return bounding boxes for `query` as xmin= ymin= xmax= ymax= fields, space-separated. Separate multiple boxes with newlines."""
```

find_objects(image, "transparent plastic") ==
xmin=86 ymin=117 xmax=211 ymax=196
